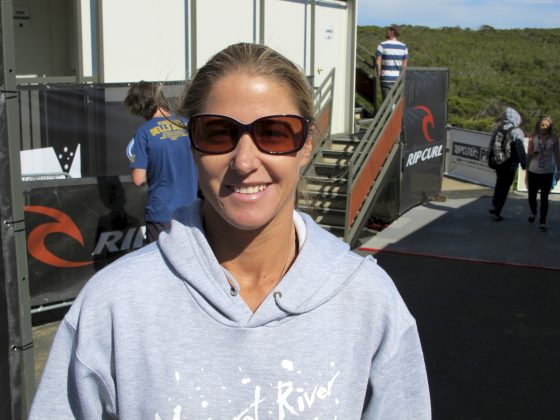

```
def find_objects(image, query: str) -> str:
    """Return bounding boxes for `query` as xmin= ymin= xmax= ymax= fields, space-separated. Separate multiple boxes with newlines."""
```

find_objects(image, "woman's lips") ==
xmin=230 ymin=184 xmax=270 ymax=194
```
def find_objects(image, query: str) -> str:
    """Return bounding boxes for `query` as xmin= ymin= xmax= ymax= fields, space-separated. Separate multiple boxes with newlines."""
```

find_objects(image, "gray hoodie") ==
xmin=501 ymin=107 xmax=528 ymax=170
xmin=30 ymin=201 xmax=430 ymax=419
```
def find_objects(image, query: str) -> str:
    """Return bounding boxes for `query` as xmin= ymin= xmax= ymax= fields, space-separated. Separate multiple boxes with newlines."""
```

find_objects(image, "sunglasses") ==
xmin=187 ymin=114 xmax=309 ymax=155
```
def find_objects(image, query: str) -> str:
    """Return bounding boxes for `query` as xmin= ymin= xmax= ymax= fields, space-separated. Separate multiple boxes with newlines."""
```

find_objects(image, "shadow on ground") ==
xmin=358 ymin=192 xmax=560 ymax=420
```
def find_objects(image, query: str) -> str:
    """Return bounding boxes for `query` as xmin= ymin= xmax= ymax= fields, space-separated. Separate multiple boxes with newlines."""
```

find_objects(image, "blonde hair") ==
xmin=178 ymin=43 xmax=314 ymax=122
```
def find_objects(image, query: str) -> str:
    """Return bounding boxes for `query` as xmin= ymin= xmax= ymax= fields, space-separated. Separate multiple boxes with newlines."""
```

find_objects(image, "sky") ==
xmin=357 ymin=0 xmax=560 ymax=29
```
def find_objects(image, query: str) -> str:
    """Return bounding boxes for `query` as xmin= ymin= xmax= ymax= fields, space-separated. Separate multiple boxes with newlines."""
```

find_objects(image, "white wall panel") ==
xmin=98 ymin=0 xmax=354 ymax=130
xmin=314 ymin=1 xmax=350 ymax=133
xmin=264 ymin=0 xmax=308 ymax=72
xmin=14 ymin=0 xmax=74 ymax=77
xmin=80 ymin=0 xmax=93 ymax=77
xmin=195 ymin=0 xmax=255 ymax=70
xmin=102 ymin=0 xmax=186 ymax=82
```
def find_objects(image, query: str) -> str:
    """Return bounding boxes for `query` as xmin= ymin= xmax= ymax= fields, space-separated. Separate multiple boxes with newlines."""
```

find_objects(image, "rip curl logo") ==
xmin=24 ymin=206 xmax=93 ymax=268
xmin=414 ymin=105 xmax=435 ymax=143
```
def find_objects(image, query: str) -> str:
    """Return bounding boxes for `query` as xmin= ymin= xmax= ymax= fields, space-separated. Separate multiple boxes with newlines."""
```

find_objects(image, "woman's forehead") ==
xmin=202 ymin=73 xmax=300 ymax=118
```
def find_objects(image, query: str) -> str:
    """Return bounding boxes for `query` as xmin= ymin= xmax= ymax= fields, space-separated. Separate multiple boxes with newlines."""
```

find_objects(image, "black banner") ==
xmin=23 ymin=177 xmax=146 ymax=308
xmin=400 ymin=69 xmax=448 ymax=213
xmin=18 ymin=82 xmax=185 ymax=177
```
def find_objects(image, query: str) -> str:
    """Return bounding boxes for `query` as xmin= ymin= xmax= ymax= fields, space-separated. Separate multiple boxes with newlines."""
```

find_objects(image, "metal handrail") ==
xmin=303 ymin=68 xmax=336 ymax=176
xmin=356 ymin=44 xmax=376 ymax=74
xmin=313 ymin=68 xmax=335 ymax=126
xmin=348 ymin=72 xmax=405 ymax=183
xmin=343 ymin=72 xmax=406 ymax=243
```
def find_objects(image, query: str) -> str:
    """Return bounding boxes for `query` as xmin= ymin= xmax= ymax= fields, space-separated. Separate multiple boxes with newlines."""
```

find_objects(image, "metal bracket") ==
xmin=0 ymin=89 xmax=19 ymax=100
xmin=11 ymin=342 xmax=34 ymax=352
xmin=3 ymin=218 xmax=26 ymax=232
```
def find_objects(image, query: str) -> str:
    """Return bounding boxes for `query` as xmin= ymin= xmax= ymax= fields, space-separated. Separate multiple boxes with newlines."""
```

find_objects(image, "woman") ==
xmin=526 ymin=115 xmax=560 ymax=232
xmin=30 ymin=43 xmax=430 ymax=419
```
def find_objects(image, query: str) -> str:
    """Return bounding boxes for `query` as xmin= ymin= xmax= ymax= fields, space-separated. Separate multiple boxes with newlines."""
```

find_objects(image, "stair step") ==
xmin=298 ymin=197 xmax=346 ymax=211
xmin=318 ymin=156 xmax=350 ymax=165
xmin=300 ymin=187 xmax=347 ymax=197
xmin=320 ymin=156 xmax=353 ymax=165
xmin=357 ymin=117 xmax=374 ymax=125
xmin=299 ymin=204 xmax=346 ymax=215
xmin=306 ymin=212 xmax=346 ymax=226
xmin=326 ymin=143 xmax=357 ymax=153
xmin=312 ymin=162 xmax=349 ymax=178
xmin=321 ymin=147 xmax=353 ymax=155
xmin=314 ymin=169 xmax=348 ymax=178
xmin=314 ymin=160 xmax=348 ymax=167
xmin=330 ymin=132 xmax=361 ymax=143
xmin=300 ymin=184 xmax=347 ymax=196
xmin=303 ymin=180 xmax=348 ymax=189
xmin=317 ymin=223 xmax=345 ymax=237
xmin=329 ymin=138 xmax=360 ymax=146
xmin=303 ymin=173 xmax=348 ymax=181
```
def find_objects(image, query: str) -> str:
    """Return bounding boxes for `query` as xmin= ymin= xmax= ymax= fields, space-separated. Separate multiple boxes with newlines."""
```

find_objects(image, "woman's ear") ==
xmin=299 ymin=137 xmax=313 ymax=169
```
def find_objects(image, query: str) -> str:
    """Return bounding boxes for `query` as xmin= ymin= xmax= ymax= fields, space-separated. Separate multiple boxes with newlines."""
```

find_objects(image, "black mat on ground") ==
xmin=373 ymin=252 xmax=560 ymax=420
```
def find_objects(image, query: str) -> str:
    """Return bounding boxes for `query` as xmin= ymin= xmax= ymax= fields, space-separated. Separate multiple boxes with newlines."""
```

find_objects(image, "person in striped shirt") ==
xmin=375 ymin=24 xmax=409 ymax=100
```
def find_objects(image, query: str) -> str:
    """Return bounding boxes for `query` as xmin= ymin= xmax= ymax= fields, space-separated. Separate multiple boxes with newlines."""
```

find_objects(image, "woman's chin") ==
xmin=208 ymin=201 xmax=293 ymax=233
xmin=219 ymin=210 xmax=274 ymax=232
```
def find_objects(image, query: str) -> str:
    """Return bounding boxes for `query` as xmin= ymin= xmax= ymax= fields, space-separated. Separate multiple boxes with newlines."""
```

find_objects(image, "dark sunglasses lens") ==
xmin=190 ymin=116 xmax=238 ymax=153
xmin=253 ymin=116 xmax=305 ymax=153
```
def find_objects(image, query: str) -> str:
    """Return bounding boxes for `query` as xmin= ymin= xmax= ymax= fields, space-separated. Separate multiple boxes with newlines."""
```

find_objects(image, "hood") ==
xmin=158 ymin=200 xmax=366 ymax=328
xmin=503 ymin=107 xmax=521 ymax=129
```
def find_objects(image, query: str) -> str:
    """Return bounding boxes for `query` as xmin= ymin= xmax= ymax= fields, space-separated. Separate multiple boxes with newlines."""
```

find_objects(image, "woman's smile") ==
xmin=230 ymin=183 xmax=270 ymax=194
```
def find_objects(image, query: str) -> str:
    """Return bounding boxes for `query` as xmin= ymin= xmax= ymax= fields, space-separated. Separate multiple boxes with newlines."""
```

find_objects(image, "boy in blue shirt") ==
xmin=125 ymin=81 xmax=198 ymax=243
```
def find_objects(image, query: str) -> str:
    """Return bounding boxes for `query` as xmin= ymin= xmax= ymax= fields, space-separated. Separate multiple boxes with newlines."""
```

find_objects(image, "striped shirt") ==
xmin=376 ymin=40 xmax=409 ymax=86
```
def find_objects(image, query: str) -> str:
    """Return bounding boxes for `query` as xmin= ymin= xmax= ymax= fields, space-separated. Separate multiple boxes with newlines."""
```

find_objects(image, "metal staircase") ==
xmin=299 ymin=62 xmax=406 ymax=247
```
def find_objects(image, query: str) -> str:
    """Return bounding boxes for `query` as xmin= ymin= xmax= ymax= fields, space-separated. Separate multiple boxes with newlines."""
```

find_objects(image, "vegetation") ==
xmin=357 ymin=25 xmax=560 ymax=134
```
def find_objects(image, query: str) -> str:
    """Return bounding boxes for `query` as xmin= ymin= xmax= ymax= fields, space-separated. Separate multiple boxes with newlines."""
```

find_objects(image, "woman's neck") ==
xmin=203 ymin=205 xmax=297 ymax=312
xmin=152 ymin=108 xmax=170 ymax=118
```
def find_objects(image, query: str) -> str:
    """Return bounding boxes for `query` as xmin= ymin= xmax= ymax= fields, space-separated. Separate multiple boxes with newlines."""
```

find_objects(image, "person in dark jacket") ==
xmin=489 ymin=107 xmax=528 ymax=221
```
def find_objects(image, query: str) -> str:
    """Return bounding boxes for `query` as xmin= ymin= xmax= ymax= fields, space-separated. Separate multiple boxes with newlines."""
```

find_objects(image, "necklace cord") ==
xmin=223 ymin=225 xmax=298 ymax=296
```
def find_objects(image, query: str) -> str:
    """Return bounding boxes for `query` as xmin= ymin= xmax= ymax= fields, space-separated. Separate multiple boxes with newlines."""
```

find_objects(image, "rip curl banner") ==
xmin=23 ymin=177 xmax=146 ymax=308
xmin=400 ymin=69 xmax=449 ymax=213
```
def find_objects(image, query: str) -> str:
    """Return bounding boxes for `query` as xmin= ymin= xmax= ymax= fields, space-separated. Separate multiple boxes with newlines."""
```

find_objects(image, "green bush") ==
xmin=358 ymin=25 xmax=560 ymax=134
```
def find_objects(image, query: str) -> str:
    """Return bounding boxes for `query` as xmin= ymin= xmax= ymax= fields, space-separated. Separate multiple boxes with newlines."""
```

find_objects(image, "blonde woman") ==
xmin=30 ymin=43 xmax=430 ymax=419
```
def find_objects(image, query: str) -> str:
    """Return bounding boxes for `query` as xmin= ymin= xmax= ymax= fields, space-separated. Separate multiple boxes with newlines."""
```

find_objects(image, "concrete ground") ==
xmin=358 ymin=176 xmax=560 ymax=419
xmin=32 ymin=309 xmax=65 ymax=384
xmin=31 ymin=176 xmax=560 ymax=419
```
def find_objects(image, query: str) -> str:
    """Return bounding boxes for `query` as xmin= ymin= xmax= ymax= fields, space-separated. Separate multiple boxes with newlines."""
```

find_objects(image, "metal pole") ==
xmin=190 ymin=0 xmax=197 ymax=76
xmin=184 ymin=0 xmax=189 ymax=78
xmin=347 ymin=0 xmax=358 ymax=132
xmin=310 ymin=0 xmax=315 ymax=83
xmin=75 ymin=0 xmax=84 ymax=82
xmin=259 ymin=0 xmax=264 ymax=45
xmin=95 ymin=0 xmax=104 ymax=81
xmin=0 ymin=1 xmax=36 ymax=418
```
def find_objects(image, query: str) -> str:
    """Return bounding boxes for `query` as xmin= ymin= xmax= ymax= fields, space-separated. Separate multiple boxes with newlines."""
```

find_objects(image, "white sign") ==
xmin=446 ymin=127 xmax=496 ymax=187
xmin=447 ymin=128 xmax=559 ymax=193
xmin=13 ymin=7 xmax=31 ymax=27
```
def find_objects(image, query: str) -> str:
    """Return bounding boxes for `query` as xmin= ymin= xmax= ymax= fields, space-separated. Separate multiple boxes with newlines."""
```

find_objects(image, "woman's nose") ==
xmin=229 ymin=133 xmax=260 ymax=174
